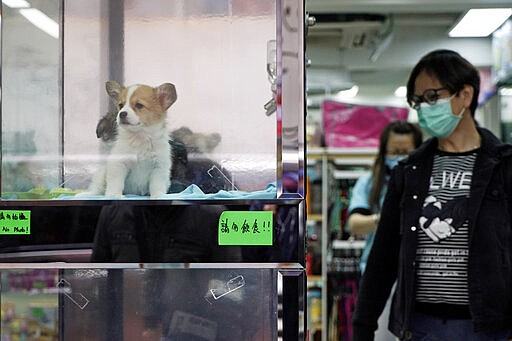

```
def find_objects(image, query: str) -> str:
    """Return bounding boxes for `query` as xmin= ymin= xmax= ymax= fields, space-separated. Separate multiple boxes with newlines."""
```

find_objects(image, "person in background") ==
xmin=352 ymin=49 xmax=512 ymax=341
xmin=347 ymin=120 xmax=422 ymax=341
xmin=348 ymin=120 xmax=423 ymax=273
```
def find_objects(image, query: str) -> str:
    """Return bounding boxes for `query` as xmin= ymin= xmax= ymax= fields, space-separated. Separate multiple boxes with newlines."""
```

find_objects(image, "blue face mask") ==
xmin=417 ymin=96 xmax=464 ymax=138
xmin=385 ymin=155 xmax=406 ymax=170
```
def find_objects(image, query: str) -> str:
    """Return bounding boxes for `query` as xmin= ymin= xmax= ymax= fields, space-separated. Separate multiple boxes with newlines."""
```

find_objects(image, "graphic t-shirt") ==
xmin=415 ymin=150 xmax=478 ymax=305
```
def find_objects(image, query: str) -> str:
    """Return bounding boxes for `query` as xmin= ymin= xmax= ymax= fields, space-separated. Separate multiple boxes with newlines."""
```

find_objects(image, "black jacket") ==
xmin=90 ymin=205 xmax=257 ymax=339
xmin=352 ymin=128 xmax=512 ymax=340
xmin=91 ymin=205 xmax=241 ymax=263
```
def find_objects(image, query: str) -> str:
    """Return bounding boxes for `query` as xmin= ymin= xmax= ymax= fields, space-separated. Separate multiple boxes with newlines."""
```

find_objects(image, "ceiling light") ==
xmin=19 ymin=8 xmax=59 ymax=39
xmin=394 ymin=86 xmax=407 ymax=98
xmin=335 ymin=85 xmax=359 ymax=99
xmin=449 ymin=8 xmax=512 ymax=37
xmin=2 ymin=0 xmax=30 ymax=8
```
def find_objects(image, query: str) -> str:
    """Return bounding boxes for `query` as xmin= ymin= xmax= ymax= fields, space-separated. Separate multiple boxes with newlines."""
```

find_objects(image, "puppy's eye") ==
xmin=135 ymin=103 xmax=144 ymax=110
xmin=118 ymin=103 xmax=124 ymax=110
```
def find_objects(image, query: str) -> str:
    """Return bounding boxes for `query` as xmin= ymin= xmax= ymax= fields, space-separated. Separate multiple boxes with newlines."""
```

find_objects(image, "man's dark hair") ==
xmin=406 ymin=49 xmax=480 ymax=116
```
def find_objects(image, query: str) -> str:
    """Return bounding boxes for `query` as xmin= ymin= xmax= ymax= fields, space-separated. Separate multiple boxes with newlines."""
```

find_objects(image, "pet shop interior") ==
xmin=0 ymin=0 xmax=510 ymax=340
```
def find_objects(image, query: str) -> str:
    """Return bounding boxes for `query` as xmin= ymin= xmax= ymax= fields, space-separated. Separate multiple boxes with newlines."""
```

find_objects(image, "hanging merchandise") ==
xmin=322 ymin=101 xmax=409 ymax=148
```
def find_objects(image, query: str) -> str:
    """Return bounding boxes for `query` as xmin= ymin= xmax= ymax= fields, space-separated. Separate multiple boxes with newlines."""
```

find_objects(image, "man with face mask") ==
xmin=352 ymin=50 xmax=512 ymax=341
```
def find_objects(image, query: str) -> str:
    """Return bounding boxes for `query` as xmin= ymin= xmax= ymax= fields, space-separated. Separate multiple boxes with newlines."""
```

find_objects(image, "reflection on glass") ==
xmin=0 ymin=204 xmax=303 ymax=264
xmin=264 ymin=39 xmax=277 ymax=116
xmin=1 ymin=267 xmax=277 ymax=340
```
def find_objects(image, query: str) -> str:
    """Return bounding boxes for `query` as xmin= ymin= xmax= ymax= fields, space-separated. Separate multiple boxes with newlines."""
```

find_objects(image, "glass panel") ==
xmin=1 ymin=0 xmax=305 ymax=201
xmin=1 ymin=267 xmax=279 ymax=340
xmin=1 ymin=0 xmax=61 ymax=196
xmin=0 ymin=203 xmax=305 ymax=264
xmin=1 ymin=269 xmax=60 ymax=340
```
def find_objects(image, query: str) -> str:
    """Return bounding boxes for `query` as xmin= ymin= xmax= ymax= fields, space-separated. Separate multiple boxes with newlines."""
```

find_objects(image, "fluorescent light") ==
xmin=449 ymin=8 xmax=512 ymax=37
xmin=336 ymin=85 xmax=359 ymax=99
xmin=394 ymin=86 xmax=407 ymax=98
xmin=19 ymin=8 xmax=59 ymax=39
xmin=2 ymin=0 xmax=30 ymax=8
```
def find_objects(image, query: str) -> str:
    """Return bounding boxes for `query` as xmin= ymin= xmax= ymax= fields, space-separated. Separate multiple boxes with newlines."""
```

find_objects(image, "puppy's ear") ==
xmin=105 ymin=81 xmax=123 ymax=103
xmin=156 ymin=83 xmax=177 ymax=110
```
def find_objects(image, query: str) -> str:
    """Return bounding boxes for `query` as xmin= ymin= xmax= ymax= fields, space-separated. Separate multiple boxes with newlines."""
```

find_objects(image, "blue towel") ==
xmin=56 ymin=182 xmax=277 ymax=200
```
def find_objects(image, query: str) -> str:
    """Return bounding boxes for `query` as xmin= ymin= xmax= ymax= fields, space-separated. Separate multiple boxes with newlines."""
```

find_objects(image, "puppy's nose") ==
xmin=119 ymin=111 xmax=127 ymax=119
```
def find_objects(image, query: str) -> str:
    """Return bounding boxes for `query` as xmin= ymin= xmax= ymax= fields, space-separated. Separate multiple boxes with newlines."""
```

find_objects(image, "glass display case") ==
xmin=1 ymin=0 xmax=306 ymax=339
xmin=1 ymin=264 xmax=305 ymax=340
xmin=1 ymin=0 xmax=304 ymax=201
xmin=0 ymin=0 xmax=305 ymax=257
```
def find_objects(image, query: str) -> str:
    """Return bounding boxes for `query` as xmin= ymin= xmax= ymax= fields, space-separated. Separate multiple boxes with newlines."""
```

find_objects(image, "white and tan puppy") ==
xmin=85 ymin=81 xmax=177 ymax=198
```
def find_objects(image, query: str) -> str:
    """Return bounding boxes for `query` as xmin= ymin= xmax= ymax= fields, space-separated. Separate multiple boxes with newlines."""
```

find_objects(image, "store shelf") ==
xmin=326 ymin=147 xmax=377 ymax=155
xmin=332 ymin=170 xmax=368 ymax=180
xmin=306 ymin=146 xmax=376 ymax=341
xmin=332 ymin=240 xmax=365 ymax=250
xmin=307 ymin=214 xmax=322 ymax=222
xmin=306 ymin=147 xmax=325 ymax=158
xmin=332 ymin=157 xmax=374 ymax=166
xmin=307 ymin=275 xmax=323 ymax=285
xmin=312 ymin=322 xmax=323 ymax=331
xmin=307 ymin=147 xmax=377 ymax=159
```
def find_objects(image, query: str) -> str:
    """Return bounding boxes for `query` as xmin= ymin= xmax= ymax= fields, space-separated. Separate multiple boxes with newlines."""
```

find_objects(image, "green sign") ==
xmin=0 ymin=210 xmax=31 ymax=235
xmin=218 ymin=211 xmax=273 ymax=246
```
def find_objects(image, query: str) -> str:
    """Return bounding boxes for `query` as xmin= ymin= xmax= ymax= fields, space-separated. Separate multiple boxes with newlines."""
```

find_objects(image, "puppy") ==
xmin=85 ymin=81 xmax=177 ymax=198
xmin=94 ymin=114 xmax=237 ymax=194
xmin=170 ymin=126 xmax=221 ymax=154
xmin=96 ymin=111 xmax=118 ymax=146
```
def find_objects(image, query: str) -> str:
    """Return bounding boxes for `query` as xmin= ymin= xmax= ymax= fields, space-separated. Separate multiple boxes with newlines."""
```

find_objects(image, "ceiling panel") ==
xmin=305 ymin=0 xmax=507 ymax=103
xmin=306 ymin=0 xmax=512 ymax=14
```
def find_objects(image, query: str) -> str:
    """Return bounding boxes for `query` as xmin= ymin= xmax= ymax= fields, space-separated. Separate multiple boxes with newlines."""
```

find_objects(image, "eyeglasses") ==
xmin=411 ymin=87 xmax=448 ymax=110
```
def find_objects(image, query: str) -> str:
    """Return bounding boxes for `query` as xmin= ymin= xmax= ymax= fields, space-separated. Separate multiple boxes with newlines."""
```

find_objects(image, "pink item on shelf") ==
xmin=322 ymin=101 xmax=409 ymax=148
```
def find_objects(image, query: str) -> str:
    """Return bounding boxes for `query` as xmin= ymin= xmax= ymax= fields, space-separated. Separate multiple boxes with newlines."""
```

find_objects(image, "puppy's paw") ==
xmin=105 ymin=191 xmax=125 ymax=198
xmin=75 ymin=191 xmax=101 ymax=198
xmin=75 ymin=191 xmax=94 ymax=198
xmin=150 ymin=192 xmax=166 ymax=199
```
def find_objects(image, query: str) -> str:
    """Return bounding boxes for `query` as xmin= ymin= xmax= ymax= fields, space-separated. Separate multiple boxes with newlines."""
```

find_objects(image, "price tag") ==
xmin=0 ymin=210 xmax=31 ymax=235
xmin=218 ymin=211 xmax=273 ymax=246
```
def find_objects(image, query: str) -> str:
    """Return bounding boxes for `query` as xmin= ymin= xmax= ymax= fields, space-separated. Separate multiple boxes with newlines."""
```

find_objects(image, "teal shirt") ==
xmin=347 ymin=172 xmax=387 ymax=273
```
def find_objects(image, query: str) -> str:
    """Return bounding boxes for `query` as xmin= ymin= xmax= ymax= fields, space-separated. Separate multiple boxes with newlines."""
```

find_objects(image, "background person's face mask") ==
xmin=385 ymin=155 xmax=406 ymax=170
xmin=417 ymin=96 xmax=464 ymax=138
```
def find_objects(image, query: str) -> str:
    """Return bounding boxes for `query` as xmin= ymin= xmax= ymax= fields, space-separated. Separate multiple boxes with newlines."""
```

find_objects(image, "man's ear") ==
xmin=460 ymin=84 xmax=474 ymax=108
